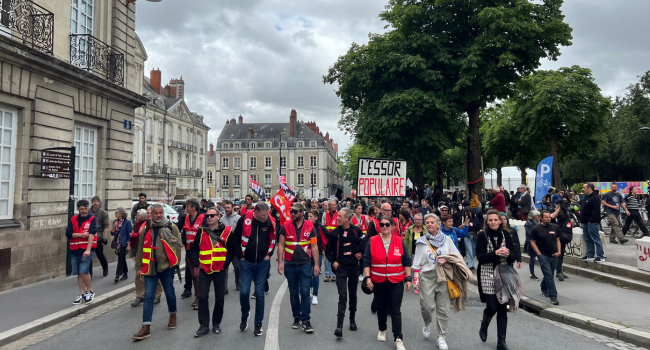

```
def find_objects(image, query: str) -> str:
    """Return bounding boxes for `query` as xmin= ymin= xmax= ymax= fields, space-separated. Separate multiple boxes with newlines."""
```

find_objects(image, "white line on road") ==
xmin=264 ymin=279 xmax=288 ymax=350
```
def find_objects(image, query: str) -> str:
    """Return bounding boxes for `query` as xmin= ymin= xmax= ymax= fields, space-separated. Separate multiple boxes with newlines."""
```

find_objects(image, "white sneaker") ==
xmin=437 ymin=337 xmax=448 ymax=350
xmin=422 ymin=325 xmax=431 ymax=338
xmin=395 ymin=338 xmax=406 ymax=350
xmin=359 ymin=275 xmax=364 ymax=282
xmin=377 ymin=330 xmax=386 ymax=342
xmin=312 ymin=296 xmax=318 ymax=305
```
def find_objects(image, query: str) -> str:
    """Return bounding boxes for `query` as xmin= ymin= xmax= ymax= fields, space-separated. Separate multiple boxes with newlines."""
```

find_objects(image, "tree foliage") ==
xmin=325 ymin=0 xmax=573 ymax=194
xmin=512 ymin=65 xmax=611 ymax=186
xmin=338 ymin=143 xmax=381 ymax=188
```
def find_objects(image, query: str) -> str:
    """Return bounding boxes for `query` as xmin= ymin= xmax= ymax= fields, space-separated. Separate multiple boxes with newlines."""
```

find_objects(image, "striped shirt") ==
xmin=626 ymin=195 xmax=640 ymax=211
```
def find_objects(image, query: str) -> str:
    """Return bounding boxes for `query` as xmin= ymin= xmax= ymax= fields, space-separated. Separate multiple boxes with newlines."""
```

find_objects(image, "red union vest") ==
xmin=397 ymin=218 xmax=412 ymax=239
xmin=316 ymin=224 xmax=328 ymax=247
xmin=199 ymin=226 xmax=233 ymax=273
xmin=183 ymin=213 xmax=205 ymax=250
xmin=241 ymin=210 xmax=276 ymax=256
xmin=369 ymin=234 xmax=406 ymax=284
xmin=141 ymin=227 xmax=179 ymax=274
xmin=352 ymin=215 xmax=368 ymax=235
xmin=325 ymin=211 xmax=338 ymax=232
xmin=283 ymin=220 xmax=315 ymax=261
xmin=70 ymin=215 xmax=97 ymax=250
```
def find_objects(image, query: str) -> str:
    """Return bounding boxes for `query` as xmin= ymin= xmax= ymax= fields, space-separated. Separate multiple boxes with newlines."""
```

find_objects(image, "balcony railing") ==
xmin=222 ymin=184 xmax=229 ymax=188
xmin=146 ymin=165 xmax=161 ymax=174
xmin=0 ymin=0 xmax=54 ymax=54
xmin=167 ymin=167 xmax=179 ymax=175
xmin=146 ymin=134 xmax=153 ymax=143
xmin=157 ymin=137 xmax=163 ymax=145
xmin=199 ymin=148 xmax=204 ymax=155
xmin=70 ymin=33 xmax=124 ymax=86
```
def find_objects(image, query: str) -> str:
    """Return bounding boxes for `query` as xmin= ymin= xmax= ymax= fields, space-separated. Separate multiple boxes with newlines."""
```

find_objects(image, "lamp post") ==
xmin=278 ymin=132 xmax=287 ymax=188
xmin=641 ymin=127 xmax=650 ymax=181
xmin=166 ymin=167 xmax=170 ymax=204
xmin=311 ymin=165 xmax=315 ymax=198
xmin=201 ymin=174 xmax=204 ymax=199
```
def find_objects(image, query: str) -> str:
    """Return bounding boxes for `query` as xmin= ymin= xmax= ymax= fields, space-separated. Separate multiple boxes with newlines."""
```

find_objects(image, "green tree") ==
xmin=513 ymin=65 xmax=612 ymax=186
xmin=326 ymin=0 xmax=573 ymax=196
xmin=338 ymin=143 xmax=381 ymax=188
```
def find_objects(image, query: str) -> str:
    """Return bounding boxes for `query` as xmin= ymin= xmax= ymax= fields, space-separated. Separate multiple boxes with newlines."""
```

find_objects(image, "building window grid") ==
xmin=297 ymin=156 xmax=304 ymax=168
xmin=234 ymin=157 xmax=241 ymax=169
xmin=222 ymin=157 xmax=229 ymax=169
xmin=280 ymin=156 xmax=286 ymax=168
xmin=265 ymin=142 xmax=272 ymax=148
xmin=234 ymin=143 xmax=240 ymax=149
xmin=157 ymin=149 xmax=162 ymax=165
xmin=265 ymin=157 xmax=271 ymax=168
xmin=223 ymin=143 xmax=229 ymax=149
xmin=0 ymin=108 xmax=16 ymax=218
xmin=222 ymin=175 xmax=229 ymax=186
xmin=264 ymin=174 xmax=271 ymax=186
xmin=250 ymin=157 xmax=257 ymax=169
xmin=234 ymin=175 xmax=241 ymax=186
xmin=298 ymin=173 xmax=304 ymax=185
xmin=310 ymin=156 xmax=317 ymax=167
xmin=310 ymin=141 xmax=316 ymax=148
xmin=250 ymin=142 xmax=256 ymax=149
xmin=251 ymin=174 xmax=257 ymax=182
xmin=70 ymin=0 xmax=94 ymax=35
xmin=310 ymin=173 xmax=317 ymax=185
xmin=74 ymin=125 xmax=97 ymax=208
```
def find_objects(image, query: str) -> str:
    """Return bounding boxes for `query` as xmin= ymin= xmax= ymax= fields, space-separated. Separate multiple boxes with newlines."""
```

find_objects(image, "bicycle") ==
xmin=624 ymin=199 xmax=648 ymax=239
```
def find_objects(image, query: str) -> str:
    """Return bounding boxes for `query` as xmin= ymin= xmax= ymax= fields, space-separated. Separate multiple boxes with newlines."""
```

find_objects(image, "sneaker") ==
xmin=562 ymin=273 xmax=570 ymax=279
xmin=153 ymin=298 xmax=160 ymax=305
xmin=422 ymin=325 xmax=431 ymax=338
xmin=609 ymin=240 xmax=619 ymax=244
xmin=292 ymin=317 xmax=301 ymax=329
xmin=395 ymin=338 xmax=406 ymax=350
xmin=595 ymin=257 xmax=606 ymax=263
xmin=131 ymin=297 xmax=144 ymax=307
xmin=83 ymin=292 xmax=94 ymax=303
xmin=324 ymin=276 xmax=330 ymax=282
xmin=265 ymin=282 xmax=270 ymax=294
xmin=542 ymin=291 xmax=549 ymax=298
xmin=87 ymin=290 xmax=95 ymax=297
xmin=557 ymin=274 xmax=564 ymax=281
xmin=251 ymin=294 xmax=256 ymax=299
xmin=312 ymin=296 xmax=318 ymax=305
xmin=530 ymin=275 xmax=540 ymax=280
xmin=437 ymin=337 xmax=448 ymax=350
xmin=302 ymin=321 xmax=314 ymax=333
xmin=240 ymin=313 xmax=249 ymax=331
xmin=358 ymin=275 xmax=363 ymax=282
xmin=194 ymin=325 xmax=209 ymax=338
xmin=550 ymin=298 xmax=559 ymax=305
xmin=414 ymin=289 xmax=420 ymax=295
xmin=621 ymin=239 xmax=629 ymax=244
xmin=581 ymin=256 xmax=595 ymax=262
xmin=377 ymin=330 xmax=386 ymax=342
xmin=254 ymin=324 xmax=263 ymax=336
xmin=73 ymin=295 xmax=83 ymax=305
xmin=212 ymin=325 xmax=222 ymax=334
xmin=331 ymin=276 xmax=336 ymax=282
xmin=180 ymin=289 xmax=192 ymax=299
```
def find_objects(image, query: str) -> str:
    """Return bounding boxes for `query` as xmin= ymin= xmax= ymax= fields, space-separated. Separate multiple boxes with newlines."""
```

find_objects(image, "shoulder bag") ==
xmin=427 ymin=240 xmax=461 ymax=300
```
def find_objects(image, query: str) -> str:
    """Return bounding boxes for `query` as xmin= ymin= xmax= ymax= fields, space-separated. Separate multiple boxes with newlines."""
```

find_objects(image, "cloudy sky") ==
xmin=135 ymin=0 xmax=650 ymax=152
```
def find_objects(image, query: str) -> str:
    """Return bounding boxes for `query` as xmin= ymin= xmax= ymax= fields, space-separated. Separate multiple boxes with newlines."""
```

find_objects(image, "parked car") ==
xmin=130 ymin=202 xmax=179 ymax=223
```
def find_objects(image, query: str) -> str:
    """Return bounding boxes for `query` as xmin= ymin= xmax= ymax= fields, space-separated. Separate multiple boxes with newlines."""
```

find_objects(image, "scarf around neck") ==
xmin=415 ymin=229 xmax=446 ymax=248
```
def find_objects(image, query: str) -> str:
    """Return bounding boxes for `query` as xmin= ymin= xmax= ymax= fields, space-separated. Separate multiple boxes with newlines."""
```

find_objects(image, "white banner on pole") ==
xmin=357 ymin=158 xmax=407 ymax=197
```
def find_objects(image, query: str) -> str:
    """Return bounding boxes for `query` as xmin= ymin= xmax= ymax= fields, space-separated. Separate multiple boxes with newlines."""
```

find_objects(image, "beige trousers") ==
xmin=419 ymin=270 xmax=452 ymax=338
xmin=135 ymin=274 xmax=163 ymax=299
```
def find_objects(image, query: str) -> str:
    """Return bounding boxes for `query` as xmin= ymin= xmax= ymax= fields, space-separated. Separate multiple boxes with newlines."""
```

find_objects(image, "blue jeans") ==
xmin=239 ymin=259 xmax=270 ymax=325
xmin=538 ymin=255 xmax=558 ymax=299
xmin=311 ymin=255 xmax=323 ymax=296
xmin=323 ymin=255 xmax=333 ymax=277
xmin=70 ymin=251 xmax=94 ymax=275
xmin=142 ymin=268 xmax=177 ymax=325
xmin=583 ymin=223 xmax=605 ymax=259
xmin=285 ymin=262 xmax=312 ymax=322
xmin=464 ymin=236 xmax=476 ymax=268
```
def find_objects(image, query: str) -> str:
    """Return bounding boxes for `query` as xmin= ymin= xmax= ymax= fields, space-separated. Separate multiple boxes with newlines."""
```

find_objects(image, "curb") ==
xmin=0 ymin=264 xmax=185 ymax=348
xmin=468 ymin=279 xmax=650 ymax=348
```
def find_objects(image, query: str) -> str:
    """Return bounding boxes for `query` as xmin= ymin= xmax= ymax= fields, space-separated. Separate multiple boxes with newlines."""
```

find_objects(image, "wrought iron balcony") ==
xmin=157 ymin=137 xmax=163 ymax=145
xmin=70 ymin=34 xmax=124 ymax=86
xmin=146 ymin=165 xmax=161 ymax=174
xmin=0 ymin=0 xmax=54 ymax=54
xmin=146 ymin=134 xmax=153 ymax=143
xmin=222 ymin=183 xmax=229 ymax=188
xmin=199 ymin=148 xmax=204 ymax=155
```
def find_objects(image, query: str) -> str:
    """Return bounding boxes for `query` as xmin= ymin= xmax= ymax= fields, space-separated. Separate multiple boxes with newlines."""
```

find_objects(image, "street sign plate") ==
xmin=41 ymin=150 xmax=72 ymax=179
xmin=124 ymin=119 xmax=132 ymax=130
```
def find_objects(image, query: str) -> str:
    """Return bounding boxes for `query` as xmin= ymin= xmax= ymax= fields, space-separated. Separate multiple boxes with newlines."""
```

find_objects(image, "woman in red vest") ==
xmin=362 ymin=217 xmax=413 ymax=350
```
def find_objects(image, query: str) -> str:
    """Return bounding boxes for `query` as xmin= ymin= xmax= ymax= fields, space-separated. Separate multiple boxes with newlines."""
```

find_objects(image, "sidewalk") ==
xmin=523 ymin=257 xmax=650 ymax=333
xmin=0 ymin=256 xmax=144 ymax=333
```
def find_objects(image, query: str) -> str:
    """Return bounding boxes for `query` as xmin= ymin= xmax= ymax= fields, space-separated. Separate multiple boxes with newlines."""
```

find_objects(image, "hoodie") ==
xmin=441 ymin=225 xmax=468 ymax=251
xmin=580 ymin=190 xmax=601 ymax=224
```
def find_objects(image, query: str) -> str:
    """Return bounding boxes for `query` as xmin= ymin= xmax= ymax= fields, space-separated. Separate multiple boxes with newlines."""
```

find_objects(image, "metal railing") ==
xmin=157 ymin=137 xmax=163 ymax=145
xmin=0 ymin=0 xmax=54 ymax=54
xmin=70 ymin=33 xmax=124 ymax=86
xmin=222 ymin=184 xmax=229 ymax=188
xmin=146 ymin=165 xmax=161 ymax=174
xmin=146 ymin=134 xmax=153 ymax=143
xmin=199 ymin=148 xmax=204 ymax=155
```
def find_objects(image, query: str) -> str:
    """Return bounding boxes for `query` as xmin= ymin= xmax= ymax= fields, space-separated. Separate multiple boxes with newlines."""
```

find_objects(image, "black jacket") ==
xmin=325 ymin=225 xmax=366 ymax=267
xmin=476 ymin=228 xmax=516 ymax=303
xmin=580 ymin=191 xmax=601 ymax=224
xmin=189 ymin=223 xmax=233 ymax=271
xmin=313 ymin=222 xmax=328 ymax=254
xmin=228 ymin=214 xmax=276 ymax=263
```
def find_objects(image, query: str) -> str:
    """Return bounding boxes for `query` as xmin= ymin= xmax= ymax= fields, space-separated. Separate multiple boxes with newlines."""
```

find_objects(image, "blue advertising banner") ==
xmin=534 ymin=156 xmax=554 ymax=209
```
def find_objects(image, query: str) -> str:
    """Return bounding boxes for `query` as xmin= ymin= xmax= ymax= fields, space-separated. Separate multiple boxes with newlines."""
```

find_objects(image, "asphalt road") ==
xmin=22 ymin=259 xmax=628 ymax=350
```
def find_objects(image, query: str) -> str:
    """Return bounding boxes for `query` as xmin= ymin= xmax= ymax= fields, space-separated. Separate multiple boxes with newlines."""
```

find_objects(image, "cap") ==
xmin=290 ymin=202 xmax=306 ymax=211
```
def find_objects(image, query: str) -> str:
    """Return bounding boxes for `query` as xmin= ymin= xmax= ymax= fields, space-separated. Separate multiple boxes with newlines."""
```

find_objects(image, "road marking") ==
xmin=264 ymin=279 xmax=288 ymax=350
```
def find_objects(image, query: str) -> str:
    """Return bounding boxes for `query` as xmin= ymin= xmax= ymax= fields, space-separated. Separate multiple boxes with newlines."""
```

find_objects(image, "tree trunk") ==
xmin=437 ymin=160 xmax=444 ymax=190
xmin=466 ymin=105 xmax=483 ymax=197
xmin=414 ymin=160 xmax=425 ymax=191
xmin=550 ymin=134 xmax=561 ymax=187
xmin=447 ymin=172 xmax=451 ymax=189
xmin=496 ymin=166 xmax=503 ymax=188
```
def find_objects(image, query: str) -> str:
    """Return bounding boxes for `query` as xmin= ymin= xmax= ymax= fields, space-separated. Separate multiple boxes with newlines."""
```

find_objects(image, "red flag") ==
xmin=250 ymin=176 xmax=266 ymax=200
xmin=270 ymin=189 xmax=291 ymax=226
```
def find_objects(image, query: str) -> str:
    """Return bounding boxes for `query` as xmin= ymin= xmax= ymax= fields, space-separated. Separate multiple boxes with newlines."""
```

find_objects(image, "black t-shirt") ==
xmin=531 ymin=223 xmax=559 ymax=257
xmin=279 ymin=222 xmax=316 ymax=265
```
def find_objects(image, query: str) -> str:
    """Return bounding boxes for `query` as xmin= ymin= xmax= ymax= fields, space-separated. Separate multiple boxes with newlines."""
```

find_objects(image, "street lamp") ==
xmin=201 ymin=174 xmax=204 ymax=199
xmin=641 ymin=127 xmax=650 ymax=181
xmin=166 ymin=167 xmax=170 ymax=204
xmin=278 ymin=132 xmax=287 ymax=188
xmin=311 ymin=165 xmax=315 ymax=198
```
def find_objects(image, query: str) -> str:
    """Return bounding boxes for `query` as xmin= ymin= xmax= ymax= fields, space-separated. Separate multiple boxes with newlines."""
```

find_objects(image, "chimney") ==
xmin=209 ymin=143 xmax=214 ymax=157
xmin=150 ymin=68 xmax=161 ymax=94
xmin=248 ymin=127 xmax=254 ymax=139
xmin=168 ymin=76 xmax=185 ymax=99
xmin=238 ymin=115 xmax=243 ymax=124
xmin=289 ymin=109 xmax=297 ymax=137
xmin=226 ymin=119 xmax=229 ymax=124
xmin=163 ymin=84 xmax=171 ymax=97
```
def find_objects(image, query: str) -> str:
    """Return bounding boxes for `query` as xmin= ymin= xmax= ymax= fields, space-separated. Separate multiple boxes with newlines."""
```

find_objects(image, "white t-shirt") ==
xmin=411 ymin=237 xmax=460 ymax=273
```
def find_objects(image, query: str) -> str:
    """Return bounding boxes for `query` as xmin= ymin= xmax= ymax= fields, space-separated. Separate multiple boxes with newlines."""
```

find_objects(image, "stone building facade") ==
xmin=212 ymin=110 xmax=342 ymax=200
xmin=0 ymin=0 xmax=148 ymax=290
xmin=132 ymin=68 xmax=209 ymax=201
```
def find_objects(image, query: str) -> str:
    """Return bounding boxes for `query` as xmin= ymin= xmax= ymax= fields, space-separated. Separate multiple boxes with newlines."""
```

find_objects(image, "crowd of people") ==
xmin=62 ymin=180 xmax=649 ymax=350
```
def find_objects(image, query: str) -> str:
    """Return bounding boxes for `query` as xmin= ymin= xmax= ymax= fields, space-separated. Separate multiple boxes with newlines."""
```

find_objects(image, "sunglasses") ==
xmin=379 ymin=223 xmax=392 ymax=228
xmin=290 ymin=210 xmax=301 ymax=215
xmin=206 ymin=214 xmax=219 ymax=218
